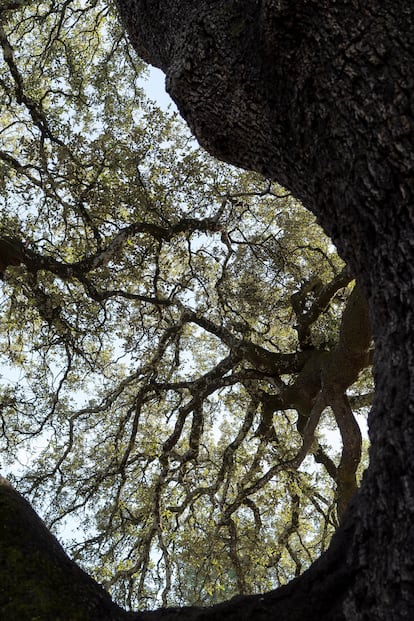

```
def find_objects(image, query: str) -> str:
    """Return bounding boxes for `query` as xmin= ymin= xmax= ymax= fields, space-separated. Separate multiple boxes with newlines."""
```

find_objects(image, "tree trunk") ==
xmin=0 ymin=477 xmax=128 ymax=621
xmin=2 ymin=1 xmax=414 ymax=619
xmin=112 ymin=1 xmax=414 ymax=618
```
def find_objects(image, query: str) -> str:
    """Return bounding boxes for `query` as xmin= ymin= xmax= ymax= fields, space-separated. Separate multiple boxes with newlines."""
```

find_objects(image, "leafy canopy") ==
xmin=0 ymin=0 xmax=373 ymax=610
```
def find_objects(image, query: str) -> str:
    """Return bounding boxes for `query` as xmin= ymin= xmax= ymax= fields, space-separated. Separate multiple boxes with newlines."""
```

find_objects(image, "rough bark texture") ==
xmin=0 ymin=478 xmax=128 ymax=621
xmin=113 ymin=2 xmax=414 ymax=618
xmin=1 ymin=1 xmax=414 ymax=619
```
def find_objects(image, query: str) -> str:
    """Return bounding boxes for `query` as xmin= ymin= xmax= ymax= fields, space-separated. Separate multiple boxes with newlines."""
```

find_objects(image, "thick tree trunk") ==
xmin=113 ymin=1 xmax=414 ymax=618
xmin=1 ymin=1 xmax=413 ymax=619
xmin=0 ymin=477 xmax=128 ymax=621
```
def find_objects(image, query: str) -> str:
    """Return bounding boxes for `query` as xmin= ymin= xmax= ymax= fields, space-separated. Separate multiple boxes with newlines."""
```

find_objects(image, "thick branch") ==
xmin=331 ymin=394 xmax=362 ymax=520
xmin=0 ymin=214 xmax=222 ymax=281
xmin=184 ymin=309 xmax=313 ymax=374
xmin=291 ymin=267 xmax=353 ymax=349
xmin=0 ymin=478 xmax=127 ymax=621
xmin=0 ymin=476 xmax=355 ymax=621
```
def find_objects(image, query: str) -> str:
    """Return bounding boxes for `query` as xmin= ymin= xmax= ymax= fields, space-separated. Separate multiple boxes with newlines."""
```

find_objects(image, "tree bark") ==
xmin=1 ymin=1 xmax=414 ymax=619
xmin=113 ymin=1 xmax=414 ymax=618
xmin=0 ymin=477 xmax=128 ymax=621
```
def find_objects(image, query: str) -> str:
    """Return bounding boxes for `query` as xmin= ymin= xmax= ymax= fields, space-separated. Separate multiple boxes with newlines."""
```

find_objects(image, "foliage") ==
xmin=0 ymin=0 xmax=373 ymax=610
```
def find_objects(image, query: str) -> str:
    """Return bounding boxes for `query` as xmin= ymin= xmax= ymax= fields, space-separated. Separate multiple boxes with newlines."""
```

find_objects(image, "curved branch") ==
xmin=291 ymin=267 xmax=353 ymax=349
xmin=0 ymin=478 xmax=127 ymax=620
xmin=0 ymin=476 xmax=356 ymax=620
xmin=330 ymin=394 xmax=362 ymax=520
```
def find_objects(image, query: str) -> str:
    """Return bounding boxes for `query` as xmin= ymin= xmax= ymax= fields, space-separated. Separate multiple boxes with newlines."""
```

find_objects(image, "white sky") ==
xmin=142 ymin=66 xmax=177 ymax=112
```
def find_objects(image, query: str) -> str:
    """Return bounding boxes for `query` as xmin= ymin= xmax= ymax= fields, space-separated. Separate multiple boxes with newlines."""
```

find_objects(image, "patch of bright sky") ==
xmin=141 ymin=66 xmax=177 ymax=112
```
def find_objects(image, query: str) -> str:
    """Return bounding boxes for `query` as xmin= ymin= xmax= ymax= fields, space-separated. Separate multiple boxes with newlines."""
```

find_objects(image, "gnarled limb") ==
xmin=0 ymin=478 xmax=128 ymax=621
xmin=330 ymin=394 xmax=362 ymax=519
xmin=113 ymin=2 xmax=414 ymax=618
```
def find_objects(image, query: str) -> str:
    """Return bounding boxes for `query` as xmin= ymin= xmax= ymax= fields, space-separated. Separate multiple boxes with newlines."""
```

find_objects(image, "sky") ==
xmin=141 ymin=66 xmax=177 ymax=112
